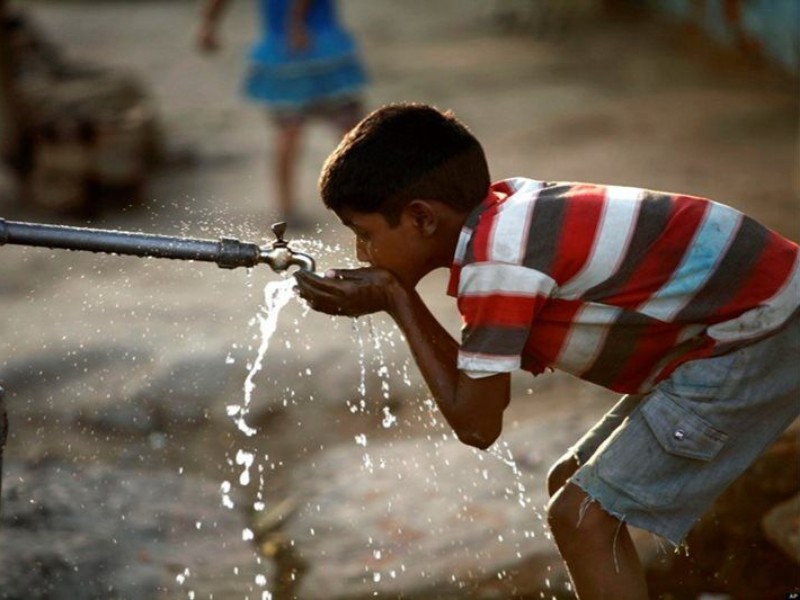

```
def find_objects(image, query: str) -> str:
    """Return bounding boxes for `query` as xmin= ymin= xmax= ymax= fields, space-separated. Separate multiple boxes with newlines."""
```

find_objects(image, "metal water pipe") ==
xmin=0 ymin=218 xmax=316 ymax=273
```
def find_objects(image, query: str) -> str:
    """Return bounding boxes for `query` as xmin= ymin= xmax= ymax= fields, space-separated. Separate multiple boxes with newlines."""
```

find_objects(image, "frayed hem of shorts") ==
xmin=570 ymin=479 xmax=687 ymax=570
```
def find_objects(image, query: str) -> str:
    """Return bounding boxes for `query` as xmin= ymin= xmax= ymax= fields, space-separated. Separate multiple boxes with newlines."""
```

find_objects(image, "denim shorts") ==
xmin=569 ymin=312 xmax=800 ymax=546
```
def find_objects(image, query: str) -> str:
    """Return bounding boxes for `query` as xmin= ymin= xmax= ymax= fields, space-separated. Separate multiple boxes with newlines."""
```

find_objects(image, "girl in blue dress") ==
xmin=198 ymin=0 xmax=368 ymax=226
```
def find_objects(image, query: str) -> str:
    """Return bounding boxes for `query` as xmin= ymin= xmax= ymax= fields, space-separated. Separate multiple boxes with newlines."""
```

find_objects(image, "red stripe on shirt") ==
xmin=652 ymin=336 xmax=716 ymax=385
xmin=472 ymin=194 xmax=503 ymax=263
xmin=612 ymin=321 xmax=685 ymax=392
xmin=714 ymin=231 xmax=799 ymax=322
xmin=548 ymin=185 xmax=605 ymax=285
xmin=522 ymin=299 xmax=584 ymax=366
xmin=458 ymin=294 xmax=545 ymax=329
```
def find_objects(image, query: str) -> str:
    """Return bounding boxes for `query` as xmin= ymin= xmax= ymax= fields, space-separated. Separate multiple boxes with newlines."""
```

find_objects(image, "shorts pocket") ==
xmin=664 ymin=350 xmax=743 ymax=400
xmin=593 ymin=392 xmax=729 ymax=508
xmin=642 ymin=395 xmax=728 ymax=461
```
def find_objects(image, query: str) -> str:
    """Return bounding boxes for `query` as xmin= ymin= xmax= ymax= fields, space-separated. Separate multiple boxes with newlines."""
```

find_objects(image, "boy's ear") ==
xmin=405 ymin=200 xmax=439 ymax=236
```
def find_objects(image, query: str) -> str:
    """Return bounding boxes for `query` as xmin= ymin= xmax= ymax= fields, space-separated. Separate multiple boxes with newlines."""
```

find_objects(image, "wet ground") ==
xmin=0 ymin=1 xmax=798 ymax=598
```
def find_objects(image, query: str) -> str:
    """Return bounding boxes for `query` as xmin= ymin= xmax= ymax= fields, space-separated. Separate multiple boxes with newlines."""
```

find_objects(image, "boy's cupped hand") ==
xmin=294 ymin=268 xmax=399 ymax=317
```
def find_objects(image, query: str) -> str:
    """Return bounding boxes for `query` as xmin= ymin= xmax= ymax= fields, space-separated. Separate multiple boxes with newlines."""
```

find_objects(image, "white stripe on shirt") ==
xmin=453 ymin=226 xmax=472 ymax=266
xmin=488 ymin=182 xmax=542 ymax=264
xmin=458 ymin=351 xmax=520 ymax=374
xmin=554 ymin=304 xmax=620 ymax=374
xmin=558 ymin=185 xmax=642 ymax=299
xmin=459 ymin=262 xmax=556 ymax=297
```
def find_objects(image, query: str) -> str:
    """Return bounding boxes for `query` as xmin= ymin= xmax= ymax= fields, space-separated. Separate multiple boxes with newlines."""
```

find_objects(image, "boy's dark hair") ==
xmin=319 ymin=103 xmax=491 ymax=225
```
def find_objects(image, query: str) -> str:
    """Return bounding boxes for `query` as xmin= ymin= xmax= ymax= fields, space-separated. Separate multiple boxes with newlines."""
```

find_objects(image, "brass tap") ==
xmin=258 ymin=222 xmax=316 ymax=273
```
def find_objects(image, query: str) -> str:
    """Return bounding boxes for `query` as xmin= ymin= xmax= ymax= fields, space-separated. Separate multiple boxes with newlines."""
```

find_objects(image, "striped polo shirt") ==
xmin=447 ymin=178 xmax=800 ymax=394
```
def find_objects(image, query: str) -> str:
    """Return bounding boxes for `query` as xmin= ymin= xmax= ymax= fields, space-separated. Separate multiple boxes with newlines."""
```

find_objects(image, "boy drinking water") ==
xmin=294 ymin=103 xmax=799 ymax=599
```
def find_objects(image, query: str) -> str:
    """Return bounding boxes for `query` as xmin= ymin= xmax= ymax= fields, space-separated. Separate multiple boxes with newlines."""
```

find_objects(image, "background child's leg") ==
xmin=274 ymin=120 xmax=304 ymax=221
xmin=330 ymin=99 xmax=364 ymax=137
xmin=548 ymin=482 xmax=648 ymax=600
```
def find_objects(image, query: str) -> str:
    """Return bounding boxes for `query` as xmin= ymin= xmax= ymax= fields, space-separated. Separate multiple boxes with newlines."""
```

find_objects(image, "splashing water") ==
xmin=487 ymin=441 xmax=531 ymax=510
xmin=348 ymin=316 xmax=406 ymax=424
xmin=228 ymin=278 xmax=296 ymax=436
xmin=484 ymin=439 xmax=546 ymax=561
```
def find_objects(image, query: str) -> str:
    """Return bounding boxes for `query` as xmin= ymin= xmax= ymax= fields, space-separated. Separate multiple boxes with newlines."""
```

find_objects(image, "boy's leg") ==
xmin=550 ymin=313 xmax=799 ymax=599
xmin=546 ymin=452 xmax=579 ymax=497
xmin=548 ymin=482 xmax=647 ymax=600
xmin=546 ymin=394 xmax=648 ymax=600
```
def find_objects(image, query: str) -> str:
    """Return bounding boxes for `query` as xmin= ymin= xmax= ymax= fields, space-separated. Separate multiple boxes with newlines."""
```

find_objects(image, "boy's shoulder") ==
xmin=457 ymin=177 xmax=776 ymax=279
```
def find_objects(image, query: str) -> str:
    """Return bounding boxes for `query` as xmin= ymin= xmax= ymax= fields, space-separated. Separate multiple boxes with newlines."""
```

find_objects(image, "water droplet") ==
xmin=381 ymin=406 xmax=397 ymax=429
xmin=236 ymin=449 xmax=255 ymax=486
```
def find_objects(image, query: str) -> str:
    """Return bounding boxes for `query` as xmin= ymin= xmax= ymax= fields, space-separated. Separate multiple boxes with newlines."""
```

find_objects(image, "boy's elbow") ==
xmin=456 ymin=424 xmax=501 ymax=450
xmin=452 ymin=373 xmax=509 ymax=450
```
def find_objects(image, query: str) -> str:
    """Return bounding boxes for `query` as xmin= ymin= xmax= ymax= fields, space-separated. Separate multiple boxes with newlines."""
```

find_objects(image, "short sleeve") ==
xmin=456 ymin=262 xmax=556 ymax=375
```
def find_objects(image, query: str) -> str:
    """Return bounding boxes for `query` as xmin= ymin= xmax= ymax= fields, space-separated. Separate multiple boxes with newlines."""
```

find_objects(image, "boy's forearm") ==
xmin=388 ymin=284 xmax=460 ymax=401
xmin=387 ymin=284 xmax=509 ymax=449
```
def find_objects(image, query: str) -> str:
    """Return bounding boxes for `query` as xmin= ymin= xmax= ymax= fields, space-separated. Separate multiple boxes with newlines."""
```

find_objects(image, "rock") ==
xmin=0 ymin=460 xmax=273 ymax=600
xmin=2 ymin=7 xmax=160 ymax=214
xmin=274 ymin=413 xmax=601 ymax=599
xmin=763 ymin=493 xmax=800 ymax=564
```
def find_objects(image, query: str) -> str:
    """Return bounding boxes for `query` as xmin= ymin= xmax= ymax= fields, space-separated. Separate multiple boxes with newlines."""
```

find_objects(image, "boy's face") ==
xmin=337 ymin=207 xmax=431 ymax=288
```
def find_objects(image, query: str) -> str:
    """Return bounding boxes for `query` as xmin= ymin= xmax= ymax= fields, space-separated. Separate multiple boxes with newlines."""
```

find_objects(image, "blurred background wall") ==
xmin=633 ymin=0 xmax=800 ymax=77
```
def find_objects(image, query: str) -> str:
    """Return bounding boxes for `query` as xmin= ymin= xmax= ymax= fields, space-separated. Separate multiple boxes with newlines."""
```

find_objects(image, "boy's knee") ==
xmin=546 ymin=452 xmax=580 ymax=497
xmin=547 ymin=482 xmax=584 ymax=539
xmin=547 ymin=483 xmax=622 ymax=543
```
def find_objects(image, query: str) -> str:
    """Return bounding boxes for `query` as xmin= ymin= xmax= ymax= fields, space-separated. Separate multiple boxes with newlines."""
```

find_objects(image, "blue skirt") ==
xmin=243 ymin=28 xmax=367 ymax=112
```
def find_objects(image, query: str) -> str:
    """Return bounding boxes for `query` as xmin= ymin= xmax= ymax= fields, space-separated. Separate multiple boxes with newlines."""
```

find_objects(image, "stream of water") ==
xmin=227 ymin=278 xmax=297 ymax=438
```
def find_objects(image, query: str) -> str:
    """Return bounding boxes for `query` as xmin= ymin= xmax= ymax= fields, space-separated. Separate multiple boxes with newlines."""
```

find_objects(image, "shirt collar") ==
xmin=446 ymin=183 xmax=510 ymax=297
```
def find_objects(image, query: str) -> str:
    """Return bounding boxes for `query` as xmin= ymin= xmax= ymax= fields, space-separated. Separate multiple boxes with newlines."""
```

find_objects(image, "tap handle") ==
xmin=271 ymin=222 xmax=287 ymax=245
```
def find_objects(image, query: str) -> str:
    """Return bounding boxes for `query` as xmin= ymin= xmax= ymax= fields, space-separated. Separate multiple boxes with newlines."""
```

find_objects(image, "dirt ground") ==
xmin=0 ymin=0 xmax=798 ymax=597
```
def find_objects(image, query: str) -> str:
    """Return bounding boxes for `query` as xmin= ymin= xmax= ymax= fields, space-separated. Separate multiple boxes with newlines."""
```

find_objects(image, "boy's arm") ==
xmin=390 ymin=282 xmax=511 ymax=449
xmin=295 ymin=269 xmax=510 ymax=450
xmin=197 ymin=0 xmax=231 ymax=52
